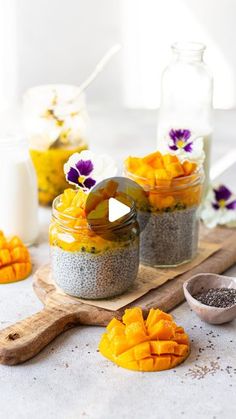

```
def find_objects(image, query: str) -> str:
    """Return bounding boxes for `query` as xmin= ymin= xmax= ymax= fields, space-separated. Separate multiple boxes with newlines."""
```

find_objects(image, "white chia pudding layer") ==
xmin=138 ymin=206 xmax=199 ymax=267
xmin=51 ymin=241 xmax=139 ymax=299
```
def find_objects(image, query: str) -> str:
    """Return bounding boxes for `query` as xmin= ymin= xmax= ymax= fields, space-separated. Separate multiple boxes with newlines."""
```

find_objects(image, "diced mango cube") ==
xmin=0 ymin=249 xmax=11 ymax=266
xmin=146 ymin=308 xmax=173 ymax=328
xmin=125 ymin=156 xmax=142 ymax=173
xmin=106 ymin=317 xmax=124 ymax=332
xmin=125 ymin=322 xmax=147 ymax=343
xmin=182 ymin=160 xmax=197 ymax=175
xmin=162 ymin=154 xmax=179 ymax=167
xmin=123 ymin=307 xmax=144 ymax=326
xmin=0 ymin=265 xmax=16 ymax=283
xmin=166 ymin=162 xmax=184 ymax=178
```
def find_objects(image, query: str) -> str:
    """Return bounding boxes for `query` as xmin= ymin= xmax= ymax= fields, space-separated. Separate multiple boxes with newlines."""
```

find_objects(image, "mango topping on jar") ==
xmin=49 ymin=180 xmax=134 ymax=254
xmin=124 ymin=151 xmax=202 ymax=211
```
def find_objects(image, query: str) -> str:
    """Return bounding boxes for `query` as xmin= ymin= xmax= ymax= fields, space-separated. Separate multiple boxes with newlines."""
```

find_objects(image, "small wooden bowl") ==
xmin=183 ymin=273 xmax=236 ymax=324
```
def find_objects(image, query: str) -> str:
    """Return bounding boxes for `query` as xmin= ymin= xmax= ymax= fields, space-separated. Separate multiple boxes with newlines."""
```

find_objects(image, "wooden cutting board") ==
xmin=0 ymin=226 xmax=236 ymax=366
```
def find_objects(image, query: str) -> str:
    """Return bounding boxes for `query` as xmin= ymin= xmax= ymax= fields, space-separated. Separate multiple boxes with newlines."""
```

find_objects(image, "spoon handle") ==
xmin=71 ymin=43 xmax=121 ymax=101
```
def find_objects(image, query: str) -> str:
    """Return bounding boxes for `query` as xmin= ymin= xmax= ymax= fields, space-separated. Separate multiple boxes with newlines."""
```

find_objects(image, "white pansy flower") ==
xmin=64 ymin=150 xmax=117 ymax=192
xmin=201 ymin=184 xmax=236 ymax=228
xmin=159 ymin=128 xmax=205 ymax=166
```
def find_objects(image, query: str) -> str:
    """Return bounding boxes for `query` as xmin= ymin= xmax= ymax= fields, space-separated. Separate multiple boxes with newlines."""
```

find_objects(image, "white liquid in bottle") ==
xmin=0 ymin=137 xmax=39 ymax=245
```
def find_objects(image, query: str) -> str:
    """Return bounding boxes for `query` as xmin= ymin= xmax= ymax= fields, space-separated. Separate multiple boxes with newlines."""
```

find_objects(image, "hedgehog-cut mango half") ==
xmin=99 ymin=307 xmax=190 ymax=372
xmin=0 ymin=231 xmax=32 ymax=284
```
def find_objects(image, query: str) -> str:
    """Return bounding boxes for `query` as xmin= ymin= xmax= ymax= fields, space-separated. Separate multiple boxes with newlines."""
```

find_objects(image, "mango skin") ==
xmin=99 ymin=307 xmax=190 ymax=372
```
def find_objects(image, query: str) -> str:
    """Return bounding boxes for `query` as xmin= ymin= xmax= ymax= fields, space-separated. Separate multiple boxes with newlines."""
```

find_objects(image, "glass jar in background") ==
xmin=157 ymin=42 xmax=213 ymax=190
xmin=23 ymin=85 xmax=89 ymax=206
xmin=125 ymin=166 xmax=204 ymax=267
xmin=0 ymin=137 xmax=38 ymax=245
xmin=49 ymin=194 xmax=140 ymax=299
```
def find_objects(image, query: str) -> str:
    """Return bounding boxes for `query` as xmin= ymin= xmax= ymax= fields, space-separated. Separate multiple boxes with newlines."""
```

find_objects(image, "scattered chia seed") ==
xmin=194 ymin=288 xmax=236 ymax=308
xmin=138 ymin=206 xmax=199 ymax=267
xmin=51 ymin=240 xmax=139 ymax=299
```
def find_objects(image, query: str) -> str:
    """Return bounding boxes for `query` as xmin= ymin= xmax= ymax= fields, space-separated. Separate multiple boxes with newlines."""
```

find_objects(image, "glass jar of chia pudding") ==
xmin=23 ymin=85 xmax=88 ymax=206
xmin=125 ymin=167 xmax=204 ymax=267
xmin=49 ymin=195 xmax=140 ymax=299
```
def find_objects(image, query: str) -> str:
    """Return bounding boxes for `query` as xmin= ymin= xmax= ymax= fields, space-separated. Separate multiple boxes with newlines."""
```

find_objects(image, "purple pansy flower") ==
xmin=66 ymin=159 xmax=96 ymax=191
xmin=64 ymin=150 xmax=118 ymax=193
xmin=212 ymin=185 xmax=236 ymax=210
xmin=168 ymin=129 xmax=193 ymax=152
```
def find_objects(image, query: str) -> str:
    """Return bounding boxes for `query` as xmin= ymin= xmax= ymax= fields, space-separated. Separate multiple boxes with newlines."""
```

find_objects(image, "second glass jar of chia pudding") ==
xmin=49 ymin=190 xmax=140 ymax=299
xmin=124 ymin=152 xmax=204 ymax=267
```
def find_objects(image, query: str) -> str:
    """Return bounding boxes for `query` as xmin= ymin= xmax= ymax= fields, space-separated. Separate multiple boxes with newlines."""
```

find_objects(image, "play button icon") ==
xmin=85 ymin=176 xmax=150 ymax=242
xmin=108 ymin=198 xmax=130 ymax=222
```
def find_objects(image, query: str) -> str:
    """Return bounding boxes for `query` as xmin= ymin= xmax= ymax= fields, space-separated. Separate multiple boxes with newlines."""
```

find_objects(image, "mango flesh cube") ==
xmin=166 ymin=162 xmax=184 ymax=178
xmin=125 ymin=321 xmax=147 ymax=343
xmin=0 ymin=249 xmax=11 ymax=266
xmin=146 ymin=308 xmax=173 ymax=328
xmin=125 ymin=156 xmax=143 ymax=173
xmin=162 ymin=154 xmax=179 ymax=166
xmin=133 ymin=342 xmax=151 ymax=360
xmin=174 ymin=333 xmax=189 ymax=345
xmin=88 ymin=199 xmax=109 ymax=220
xmin=122 ymin=307 xmax=144 ymax=326
xmin=150 ymin=340 xmax=178 ymax=355
xmin=153 ymin=355 xmax=172 ymax=371
xmin=138 ymin=357 xmax=154 ymax=371
xmin=117 ymin=347 xmax=135 ymax=363
xmin=143 ymin=151 xmax=162 ymax=164
xmin=182 ymin=161 xmax=197 ymax=175
xmin=102 ymin=180 xmax=118 ymax=198
xmin=106 ymin=318 xmax=124 ymax=332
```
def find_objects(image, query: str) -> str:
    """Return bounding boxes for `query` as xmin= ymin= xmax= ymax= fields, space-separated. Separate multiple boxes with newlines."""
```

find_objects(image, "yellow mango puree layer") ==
xmin=50 ymin=184 xmax=137 ymax=253
xmin=30 ymin=145 xmax=87 ymax=206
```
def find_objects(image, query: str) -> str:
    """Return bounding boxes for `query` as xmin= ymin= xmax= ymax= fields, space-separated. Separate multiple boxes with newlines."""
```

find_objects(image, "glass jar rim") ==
xmin=52 ymin=193 xmax=137 ymax=233
xmin=171 ymin=41 xmax=206 ymax=53
xmin=23 ymin=84 xmax=86 ymax=103
xmin=124 ymin=167 xmax=204 ymax=191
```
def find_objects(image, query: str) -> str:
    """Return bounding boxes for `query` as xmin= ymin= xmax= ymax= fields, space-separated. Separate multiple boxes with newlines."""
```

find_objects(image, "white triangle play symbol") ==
xmin=108 ymin=198 xmax=130 ymax=222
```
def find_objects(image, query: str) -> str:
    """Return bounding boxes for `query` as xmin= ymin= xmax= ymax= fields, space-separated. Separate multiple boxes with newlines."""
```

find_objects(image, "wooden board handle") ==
xmin=0 ymin=306 xmax=80 ymax=365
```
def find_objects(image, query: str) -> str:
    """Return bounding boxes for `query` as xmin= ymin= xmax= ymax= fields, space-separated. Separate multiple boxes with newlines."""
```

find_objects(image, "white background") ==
xmin=1 ymin=0 xmax=236 ymax=110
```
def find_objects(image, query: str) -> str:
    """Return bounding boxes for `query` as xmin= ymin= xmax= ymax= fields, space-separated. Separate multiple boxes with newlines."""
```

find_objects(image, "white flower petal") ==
xmin=201 ymin=184 xmax=236 ymax=228
xmin=63 ymin=150 xmax=117 ymax=191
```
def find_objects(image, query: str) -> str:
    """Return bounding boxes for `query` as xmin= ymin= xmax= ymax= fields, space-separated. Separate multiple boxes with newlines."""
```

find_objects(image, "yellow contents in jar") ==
xmin=30 ymin=145 xmax=87 ymax=206
xmin=124 ymin=152 xmax=203 ymax=212
xmin=49 ymin=182 xmax=135 ymax=254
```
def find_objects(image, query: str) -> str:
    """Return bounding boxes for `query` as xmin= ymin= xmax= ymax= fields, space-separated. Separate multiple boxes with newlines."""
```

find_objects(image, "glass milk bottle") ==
xmin=157 ymin=42 xmax=213 ymax=188
xmin=0 ymin=137 xmax=39 ymax=245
